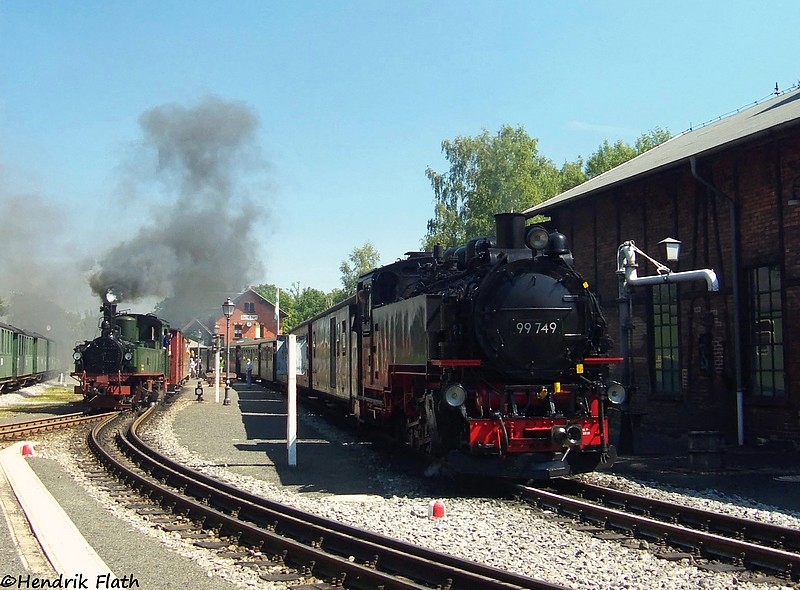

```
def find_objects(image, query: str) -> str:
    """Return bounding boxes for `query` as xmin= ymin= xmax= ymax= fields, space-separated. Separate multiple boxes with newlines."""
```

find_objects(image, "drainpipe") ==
xmin=689 ymin=157 xmax=745 ymax=446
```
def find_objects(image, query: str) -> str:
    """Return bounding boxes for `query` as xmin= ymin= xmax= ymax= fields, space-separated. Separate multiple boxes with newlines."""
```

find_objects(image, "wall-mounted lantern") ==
xmin=658 ymin=237 xmax=681 ymax=263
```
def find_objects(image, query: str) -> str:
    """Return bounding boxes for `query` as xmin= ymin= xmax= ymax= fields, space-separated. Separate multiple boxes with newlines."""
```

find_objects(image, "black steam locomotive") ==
xmin=72 ymin=291 xmax=189 ymax=410
xmin=242 ymin=213 xmax=625 ymax=479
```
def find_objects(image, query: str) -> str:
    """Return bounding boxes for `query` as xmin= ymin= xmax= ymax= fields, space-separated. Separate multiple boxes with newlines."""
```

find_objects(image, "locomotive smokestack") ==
xmin=494 ymin=213 xmax=526 ymax=249
xmin=100 ymin=296 xmax=116 ymax=337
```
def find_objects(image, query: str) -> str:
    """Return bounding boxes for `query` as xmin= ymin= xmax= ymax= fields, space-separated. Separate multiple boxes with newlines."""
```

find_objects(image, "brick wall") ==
xmin=548 ymin=126 xmax=800 ymax=447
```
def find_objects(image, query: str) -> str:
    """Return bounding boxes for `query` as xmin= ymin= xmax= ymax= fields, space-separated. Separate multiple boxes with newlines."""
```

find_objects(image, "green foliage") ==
xmin=251 ymin=281 xmax=353 ymax=332
xmin=327 ymin=287 xmax=351 ymax=306
xmin=423 ymin=125 xmax=561 ymax=251
xmin=585 ymin=127 xmax=671 ymax=179
xmin=558 ymin=158 xmax=588 ymax=192
xmin=585 ymin=139 xmax=637 ymax=179
xmin=339 ymin=242 xmax=380 ymax=294
xmin=284 ymin=283 xmax=329 ymax=331
xmin=635 ymin=127 xmax=672 ymax=153
xmin=252 ymin=283 xmax=279 ymax=305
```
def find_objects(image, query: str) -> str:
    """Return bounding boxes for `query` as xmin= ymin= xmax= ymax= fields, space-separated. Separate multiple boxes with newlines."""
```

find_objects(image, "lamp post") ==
xmin=222 ymin=297 xmax=235 ymax=406
xmin=213 ymin=325 xmax=220 ymax=403
xmin=195 ymin=330 xmax=202 ymax=377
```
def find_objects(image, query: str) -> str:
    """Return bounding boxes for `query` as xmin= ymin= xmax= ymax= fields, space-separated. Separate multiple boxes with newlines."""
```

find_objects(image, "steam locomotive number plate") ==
xmin=512 ymin=319 xmax=560 ymax=335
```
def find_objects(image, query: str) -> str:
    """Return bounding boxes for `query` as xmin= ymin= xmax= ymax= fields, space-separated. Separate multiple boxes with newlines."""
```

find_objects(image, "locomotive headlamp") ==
xmin=124 ymin=352 xmax=133 ymax=361
xmin=73 ymin=351 xmax=82 ymax=361
xmin=525 ymin=225 xmax=550 ymax=251
xmin=566 ymin=424 xmax=583 ymax=446
xmin=552 ymin=424 xmax=583 ymax=447
xmin=443 ymin=383 xmax=467 ymax=407
xmin=605 ymin=380 xmax=627 ymax=405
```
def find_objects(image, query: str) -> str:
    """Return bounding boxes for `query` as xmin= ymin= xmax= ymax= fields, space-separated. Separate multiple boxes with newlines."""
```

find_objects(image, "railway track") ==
xmin=88 ymin=407 xmax=570 ymax=590
xmin=0 ymin=412 xmax=112 ymax=440
xmin=519 ymin=479 xmax=800 ymax=583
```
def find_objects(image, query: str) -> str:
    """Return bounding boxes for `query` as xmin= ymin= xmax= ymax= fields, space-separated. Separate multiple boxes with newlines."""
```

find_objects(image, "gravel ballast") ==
xmin=11 ymin=383 xmax=800 ymax=590
xmin=147 ymin=388 xmax=799 ymax=590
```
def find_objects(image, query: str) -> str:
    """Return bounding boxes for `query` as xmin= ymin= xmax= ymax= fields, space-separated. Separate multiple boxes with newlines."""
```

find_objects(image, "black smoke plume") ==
xmin=88 ymin=96 xmax=268 ymax=328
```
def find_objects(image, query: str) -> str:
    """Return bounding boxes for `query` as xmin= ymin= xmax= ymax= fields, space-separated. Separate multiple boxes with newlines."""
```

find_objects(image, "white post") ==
xmin=214 ymin=345 xmax=221 ymax=404
xmin=287 ymin=334 xmax=297 ymax=467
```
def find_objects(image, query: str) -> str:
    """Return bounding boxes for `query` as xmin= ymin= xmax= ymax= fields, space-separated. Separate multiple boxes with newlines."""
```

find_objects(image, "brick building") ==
xmin=524 ymin=88 xmax=800 ymax=452
xmin=209 ymin=287 xmax=282 ymax=344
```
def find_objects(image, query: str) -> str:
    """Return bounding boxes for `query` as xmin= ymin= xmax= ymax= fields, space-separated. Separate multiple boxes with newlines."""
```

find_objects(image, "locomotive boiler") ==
xmin=72 ymin=291 xmax=187 ymax=410
xmin=351 ymin=212 xmax=625 ymax=479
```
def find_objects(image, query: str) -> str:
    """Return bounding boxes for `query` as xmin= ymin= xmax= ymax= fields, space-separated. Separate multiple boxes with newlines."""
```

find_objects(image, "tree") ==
xmin=251 ymin=281 xmax=357 ymax=331
xmin=423 ymin=125 xmax=561 ymax=251
xmin=284 ymin=283 xmax=329 ymax=332
xmin=340 ymin=242 xmax=380 ymax=294
xmin=326 ymin=287 xmax=350 ymax=306
xmin=558 ymin=158 xmax=588 ymax=193
xmin=585 ymin=127 xmax=671 ymax=179
xmin=252 ymin=283 xmax=284 ymax=320
xmin=635 ymin=127 xmax=672 ymax=153
xmin=584 ymin=139 xmax=637 ymax=179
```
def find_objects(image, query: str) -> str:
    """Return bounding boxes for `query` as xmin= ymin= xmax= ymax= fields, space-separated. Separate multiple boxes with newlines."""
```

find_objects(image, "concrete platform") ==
xmin=170 ymin=380 xmax=390 ymax=498
xmin=0 ymin=441 xmax=113 ymax=579
xmin=0 ymin=433 xmax=243 ymax=588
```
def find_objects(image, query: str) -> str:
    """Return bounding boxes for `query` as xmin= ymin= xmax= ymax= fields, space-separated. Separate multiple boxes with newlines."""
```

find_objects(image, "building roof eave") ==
xmin=524 ymin=88 xmax=800 ymax=217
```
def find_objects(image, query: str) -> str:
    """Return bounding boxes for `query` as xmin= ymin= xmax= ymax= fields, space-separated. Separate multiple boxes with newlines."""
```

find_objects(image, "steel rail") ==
xmin=0 ymin=412 xmax=112 ymax=440
xmin=89 ymin=410 xmax=569 ymax=590
xmin=549 ymin=478 xmax=800 ymax=552
xmin=518 ymin=484 xmax=800 ymax=581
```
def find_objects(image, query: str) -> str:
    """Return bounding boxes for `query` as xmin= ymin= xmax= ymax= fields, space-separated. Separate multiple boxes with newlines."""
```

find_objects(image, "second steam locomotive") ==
xmin=240 ymin=213 xmax=626 ymax=480
xmin=72 ymin=291 xmax=190 ymax=410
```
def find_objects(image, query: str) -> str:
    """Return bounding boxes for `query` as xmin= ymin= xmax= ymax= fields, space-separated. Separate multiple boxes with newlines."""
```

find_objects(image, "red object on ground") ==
xmin=429 ymin=500 xmax=446 ymax=519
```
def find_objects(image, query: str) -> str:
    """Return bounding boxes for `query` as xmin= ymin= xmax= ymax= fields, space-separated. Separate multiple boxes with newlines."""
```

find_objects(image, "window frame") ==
xmin=746 ymin=264 xmax=785 ymax=399
xmin=650 ymin=282 xmax=681 ymax=397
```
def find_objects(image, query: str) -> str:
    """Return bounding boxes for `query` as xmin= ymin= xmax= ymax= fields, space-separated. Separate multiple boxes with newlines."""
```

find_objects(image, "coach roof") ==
xmin=524 ymin=87 xmax=800 ymax=217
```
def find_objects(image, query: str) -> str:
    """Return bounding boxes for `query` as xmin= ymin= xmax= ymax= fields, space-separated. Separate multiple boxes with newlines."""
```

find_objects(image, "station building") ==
xmin=214 ymin=287 xmax=282 ymax=342
xmin=182 ymin=287 xmax=282 ymax=351
xmin=524 ymin=87 xmax=800 ymax=452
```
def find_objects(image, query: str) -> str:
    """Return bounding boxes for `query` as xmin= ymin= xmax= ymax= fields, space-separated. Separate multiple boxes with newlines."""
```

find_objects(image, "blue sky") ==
xmin=1 ymin=1 xmax=799 ymax=316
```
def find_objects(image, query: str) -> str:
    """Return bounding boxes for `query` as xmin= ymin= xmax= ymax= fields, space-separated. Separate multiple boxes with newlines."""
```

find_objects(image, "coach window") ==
xmin=651 ymin=283 xmax=680 ymax=395
xmin=747 ymin=265 xmax=785 ymax=398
